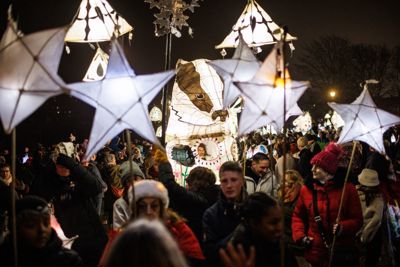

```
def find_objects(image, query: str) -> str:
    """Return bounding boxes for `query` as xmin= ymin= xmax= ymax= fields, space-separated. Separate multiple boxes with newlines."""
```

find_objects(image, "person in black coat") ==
xmin=202 ymin=161 xmax=247 ymax=267
xmin=158 ymin=161 xmax=220 ymax=242
xmin=29 ymin=153 xmax=108 ymax=267
xmin=0 ymin=196 xmax=83 ymax=267
xmin=297 ymin=137 xmax=313 ymax=186
xmin=228 ymin=192 xmax=297 ymax=267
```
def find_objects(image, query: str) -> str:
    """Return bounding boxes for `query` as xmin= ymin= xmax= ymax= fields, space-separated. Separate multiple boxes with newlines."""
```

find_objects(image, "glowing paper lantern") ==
xmin=216 ymin=0 xmax=296 ymax=49
xmin=236 ymin=43 xmax=309 ymax=135
xmin=330 ymin=111 xmax=345 ymax=130
xmin=329 ymin=88 xmax=400 ymax=153
xmin=149 ymin=106 xmax=163 ymax=122
xmin=65 ymin=0 xmax=133 ymax=43
xmin=67 ymin=41 xmax=175 ymax=158
xmin=293 ymin=112 xmax=312 ymax=133
xmin=209 ymin=34 xmax=261 ymax=108
xmin=83 ymin=47 xmax=109 ymax=81
xmin=165 ymin=59 xmax=238 ymax=183
xmin=0 ymin=20 xmax=66 ymax=133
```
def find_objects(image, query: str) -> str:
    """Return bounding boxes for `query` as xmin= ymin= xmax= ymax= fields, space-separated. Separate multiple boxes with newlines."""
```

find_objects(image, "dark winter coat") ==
xmin=0 ymin=229 xmax=83 ymax=267
xmin=202 ymin=192 xmax=245 ymax=267
xmin=158 ymin=162 xmax=220 ymax=241
xmin=29 ymin=155 xmax=108 ymax=267
xmin=297 ymin=148 xmax=313 ymax=185
xmin=292 ymin=181 xmax=363 ymax=267
xmin=229 ymin=224 xmax=298 ymax=267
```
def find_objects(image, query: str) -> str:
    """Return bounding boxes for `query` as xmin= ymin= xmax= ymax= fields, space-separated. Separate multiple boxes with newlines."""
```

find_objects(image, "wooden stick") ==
xmin=328 ymin=141 xmax=357 ymax=267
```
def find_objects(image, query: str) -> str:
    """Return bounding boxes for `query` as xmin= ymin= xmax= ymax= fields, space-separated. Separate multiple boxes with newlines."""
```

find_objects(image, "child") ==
xmin=0 ymin=195 xmax=83 ymax=267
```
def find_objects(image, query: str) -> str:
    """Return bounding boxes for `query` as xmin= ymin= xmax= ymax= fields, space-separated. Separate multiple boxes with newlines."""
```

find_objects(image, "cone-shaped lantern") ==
xmin=216 ymin=0 xmax=296 ymax=49
xmin=83 ymin=47 xmax=109 ymax=81
xmin=65 ymin=0 xmax=133 ymax=43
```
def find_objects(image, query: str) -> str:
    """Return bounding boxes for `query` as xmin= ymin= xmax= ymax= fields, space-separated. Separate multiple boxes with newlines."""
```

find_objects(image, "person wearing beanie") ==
xmin=29 ymin=152 xmax=108 ymax=267
xmin=99 ymin=179 xmax=205 ymax=267
xmin=0 ymin=196 xmax=83 ymax=267
xmin=356 ymin=169 xmax=384 ymax=267
xmin=155 ymin=148 xmax=220 ymax=242
xmin=292 ymin=142 xmax=363 ymax=267
xmin=112 ymin=171 xmax=144 ymax=231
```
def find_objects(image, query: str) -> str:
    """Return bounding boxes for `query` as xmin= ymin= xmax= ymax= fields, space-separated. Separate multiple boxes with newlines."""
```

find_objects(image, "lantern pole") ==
xmin=279 ymin=26 xmax=288 ymax=267
xmin=161 ymin=32 xmax=173 ymax=146
xmin=328 ymin=141 xmax=357 ymax=267
xmin=11 ymin=129 xmax=17 ymax=267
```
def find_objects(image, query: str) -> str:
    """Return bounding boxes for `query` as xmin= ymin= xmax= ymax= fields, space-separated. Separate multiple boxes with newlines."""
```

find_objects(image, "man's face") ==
xmin=252 ymin=205 xmax=283 ymax=242
xmin=252 ymin=159 xmax=269 ymax=176
xmin=137 ymin=197 xmax=162 ymax=220
xmin=220 ymin=170 xmax=244 ymax=201
xmin=18 ymin=213 xmax=52 ymax=250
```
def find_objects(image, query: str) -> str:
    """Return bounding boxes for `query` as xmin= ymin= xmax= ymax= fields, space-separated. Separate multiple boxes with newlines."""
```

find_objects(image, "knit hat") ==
xmin=120 ymin=160 xmax=145 ymax=180
xmin=16 ymin=196 xmax=50 ymax=219
xmin=358 ymin=168 xmax=379 ymax=186
xmin=297 ymin=136 xmax=308 ymax=148
xmin=131 ymin=180 xmax=169 ymax=209
xmin=310 ymin=142 xmax=342 ymax=174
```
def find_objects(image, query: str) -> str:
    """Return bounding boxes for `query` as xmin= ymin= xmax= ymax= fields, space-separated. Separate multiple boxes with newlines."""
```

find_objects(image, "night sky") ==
xmin=1 ymin=0 xmax=399 ymax=148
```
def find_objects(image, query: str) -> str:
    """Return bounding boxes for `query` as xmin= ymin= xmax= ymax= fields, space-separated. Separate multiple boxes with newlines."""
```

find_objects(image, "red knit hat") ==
xmin=310 ymin=142 xmax=342 ymax=174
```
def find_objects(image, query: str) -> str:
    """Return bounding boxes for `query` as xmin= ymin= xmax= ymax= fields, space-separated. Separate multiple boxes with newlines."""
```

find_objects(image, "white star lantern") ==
xmin=209 ymin=34 xmax=261 ymax=108
xmin=215 ymin=0 xmax=296 ymax=49
xmin=328 ymin=88 xmax=400 ymax=154
xmin=236 ymin=43 xmax=309 ymax=135
xmin=65 ymin=0 xmax=133 ymax=43
xmin=68 ymin=41 xmax=175 ymax=158
xmin=0 ymin=21 xmax=66 ymax=133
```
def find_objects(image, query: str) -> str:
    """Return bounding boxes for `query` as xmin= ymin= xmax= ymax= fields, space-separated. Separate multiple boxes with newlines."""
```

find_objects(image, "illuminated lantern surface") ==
xmin=329 ymin=88 xmax=400 ymax=153
xmin=0 ymin=21 xmax=66 ymax=133
xmin=65 ymin=0 xmax=133 ymax=43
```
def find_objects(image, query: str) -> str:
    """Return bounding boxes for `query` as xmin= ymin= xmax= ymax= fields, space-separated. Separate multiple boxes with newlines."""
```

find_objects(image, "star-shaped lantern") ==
xmin=65 ymin=0 xmax=133 ymax=43
xmin=236 ymin=43 xmax=308 ymax=135
xmin=209 ymin=34 xmax=261 ymax=108
xmin=145 ymin=0 xmax=202 ymax=37
xmin=0 ymin=20 xmax=66 ymax=133
xmin=328 ymin=88 xmax=400 ymax=154
xmin=215 ymin=0 xmax=296 ymax=50
xmin=68 ymin=41 xmax=175 ymax=158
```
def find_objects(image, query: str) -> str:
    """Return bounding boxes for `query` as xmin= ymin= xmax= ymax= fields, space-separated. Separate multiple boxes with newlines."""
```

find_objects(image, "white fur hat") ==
xmin=130 ymin=180 xmax=169 ymax=209
xmin=358 ymin=168 xmax=379 ymax=187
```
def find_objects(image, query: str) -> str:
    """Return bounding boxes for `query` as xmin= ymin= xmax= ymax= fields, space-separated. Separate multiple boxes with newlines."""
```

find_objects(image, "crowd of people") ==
xmin=0 ymin=126 xmax=400 ymax=267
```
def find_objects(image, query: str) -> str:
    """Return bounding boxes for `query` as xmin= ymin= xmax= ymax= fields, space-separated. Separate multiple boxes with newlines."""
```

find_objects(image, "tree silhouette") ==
xmin=292 ymin=35 xmax=397 ymax=119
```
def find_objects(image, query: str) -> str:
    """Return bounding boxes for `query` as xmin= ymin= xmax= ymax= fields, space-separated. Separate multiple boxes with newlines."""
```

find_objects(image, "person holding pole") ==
xmin=291 ymin=143 xmax=363 ymax=267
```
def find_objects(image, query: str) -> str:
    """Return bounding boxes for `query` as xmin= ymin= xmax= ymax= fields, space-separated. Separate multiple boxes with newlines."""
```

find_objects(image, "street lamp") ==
xmin=329 ymin=90 xmax=336 ymax=98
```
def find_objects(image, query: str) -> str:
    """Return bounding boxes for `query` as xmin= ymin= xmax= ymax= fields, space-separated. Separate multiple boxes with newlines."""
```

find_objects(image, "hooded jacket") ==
xmin=0 ymin=229 xmax=83 ymax=267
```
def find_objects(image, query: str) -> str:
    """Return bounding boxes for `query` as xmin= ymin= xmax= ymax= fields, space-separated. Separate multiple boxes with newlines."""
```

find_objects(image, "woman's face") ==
xmin=197 ymin=146 xmax=206 ymax=157
xmin=0 ymin=166 xmax=12 ymax=185
xmin=312 ymin=165 xmax=330 ymax=181
xmin=137 ymin=197 xmax=162 ymax=220
xmin=18 ymin=213 xmax=52 ymax=249
xmin=252 ymin=205 xmax=283 ymax=242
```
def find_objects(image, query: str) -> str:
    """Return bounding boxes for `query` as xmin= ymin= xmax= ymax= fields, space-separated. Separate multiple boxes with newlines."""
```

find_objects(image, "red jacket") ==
xmin=292 ymin=181 xmax=363 ymax=267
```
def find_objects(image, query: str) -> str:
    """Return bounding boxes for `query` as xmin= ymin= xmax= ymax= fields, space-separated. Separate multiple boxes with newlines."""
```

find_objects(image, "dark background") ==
xmin=1 ymin=0 xmax=399 ymax=150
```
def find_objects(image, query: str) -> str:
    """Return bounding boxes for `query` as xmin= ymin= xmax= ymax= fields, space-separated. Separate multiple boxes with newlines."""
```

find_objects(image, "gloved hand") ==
xmin=56 ymin=153 xmax=77 ymax=170
xmin=301 ymin=236 xmax=313 ymax=249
